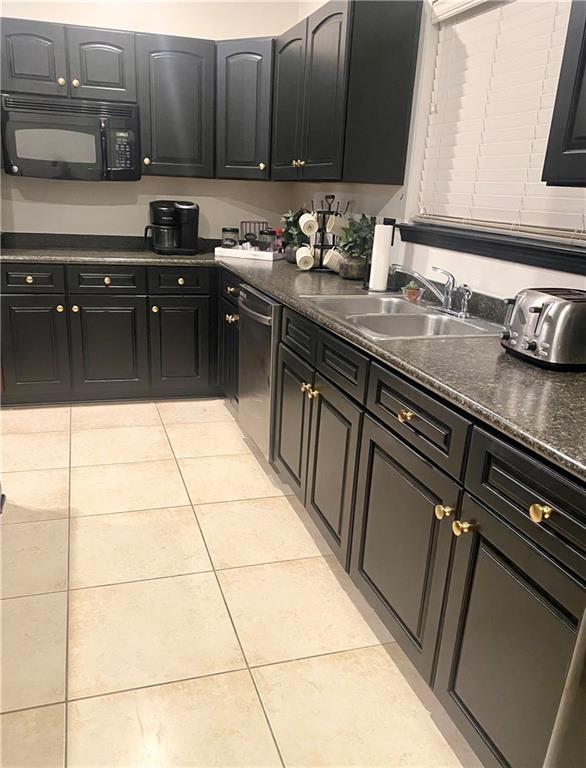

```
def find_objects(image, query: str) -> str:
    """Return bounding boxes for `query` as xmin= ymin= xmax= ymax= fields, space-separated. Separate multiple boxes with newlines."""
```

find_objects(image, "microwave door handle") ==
xmin=99 ymin=118 xmax=108 ymax=180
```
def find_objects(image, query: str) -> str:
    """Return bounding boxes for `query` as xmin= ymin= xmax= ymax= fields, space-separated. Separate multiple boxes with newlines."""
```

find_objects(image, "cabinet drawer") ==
xmin=148 ymin=266 xmax=211 ymax=294
xmin=281 ymin=308 xmax=318 ymax=364
xmin=66 ymin=265 xmax=146 ymax=293
xmin=466 ymin=427 xmax=586 ymax=579
xmin=367 ymin=363 xmax=471 ymax=480
xmin=221 ymin=270 xmax=241 ymax=305
xmin=2 ymin=263 xmax=64 ymax=293
xmin=316 ymin=330 xmax=368 ymax=403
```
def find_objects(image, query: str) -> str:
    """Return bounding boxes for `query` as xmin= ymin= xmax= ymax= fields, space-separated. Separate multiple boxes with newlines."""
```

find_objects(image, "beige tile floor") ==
xmin=1 ymin=398 xmax=476 ymax=767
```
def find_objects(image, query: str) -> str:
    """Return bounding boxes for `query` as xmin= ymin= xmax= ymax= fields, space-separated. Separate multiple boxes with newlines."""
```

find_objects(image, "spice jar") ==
xmin=221 ymin=226 xmax=239 ymax=248
xmin=258 ymin=228 xmax=277 ymax=251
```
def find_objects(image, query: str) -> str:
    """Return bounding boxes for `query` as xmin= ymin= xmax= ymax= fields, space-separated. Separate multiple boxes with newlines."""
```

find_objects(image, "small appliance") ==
xmin=501 ymin=288 xmax=586 ymax=370
xmin=1 ymin=94 xmax=140 ymax=181
xmin=145 ymin=200 xmax=199 ymax=255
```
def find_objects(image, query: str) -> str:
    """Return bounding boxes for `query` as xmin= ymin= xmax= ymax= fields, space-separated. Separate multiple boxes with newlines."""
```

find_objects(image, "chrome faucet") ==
xmin=390 ymin=264 xmax=465 ymax=315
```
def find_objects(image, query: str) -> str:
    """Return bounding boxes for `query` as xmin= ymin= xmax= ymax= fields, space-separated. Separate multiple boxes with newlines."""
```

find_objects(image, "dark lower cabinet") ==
xmin=137 ymin=34 xmax=215 ymax=177
xmin=350 ymin=414 xmax=459 ymax=682
xmin=435 ymin=493 xmax=585 ymax=768
xmin=1 ymin=294 xmax=70 ymax=403
xmin=218 ymin=298 xmax=239 ymax=404
xmin=306 ymin=373 xmax=361 ymax=566
xmin=149 ymin=296 xmax=210 ymax=393
xmin=273 ymin=343 xmax=314 ymax=499
xmin=69 ymin=295 xmax=149 ymax=398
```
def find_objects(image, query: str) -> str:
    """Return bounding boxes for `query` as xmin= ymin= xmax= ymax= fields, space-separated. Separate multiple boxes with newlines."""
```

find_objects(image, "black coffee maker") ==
xmin=145 ymin=200 xmax=199 ymax=255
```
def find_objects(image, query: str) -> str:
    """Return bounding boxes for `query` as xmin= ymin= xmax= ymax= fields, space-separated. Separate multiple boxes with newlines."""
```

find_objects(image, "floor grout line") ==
xmin=64 ymin=405 xmax=72 ymax=768
xmin=157 ymin=401 xmax=287 ymax=768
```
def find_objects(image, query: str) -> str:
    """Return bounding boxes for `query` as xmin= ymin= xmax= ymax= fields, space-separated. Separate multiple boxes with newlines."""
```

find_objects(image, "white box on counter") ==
xmin=214 ymin=247 xmax=286 ymax=262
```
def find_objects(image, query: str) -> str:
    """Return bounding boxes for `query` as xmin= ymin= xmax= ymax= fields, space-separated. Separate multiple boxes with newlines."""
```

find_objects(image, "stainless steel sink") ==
xmin=347 ymin=312 xmax=491 ymax=340
xmin=302 ymin=295 xmax=426 ymax=316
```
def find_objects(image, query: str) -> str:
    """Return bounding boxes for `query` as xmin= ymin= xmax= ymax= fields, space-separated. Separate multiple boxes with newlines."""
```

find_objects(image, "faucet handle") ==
xmin=458 ymin=284 xmax=472 ymax=319
xmin=432 ymin=266 xmax=456 ymax=285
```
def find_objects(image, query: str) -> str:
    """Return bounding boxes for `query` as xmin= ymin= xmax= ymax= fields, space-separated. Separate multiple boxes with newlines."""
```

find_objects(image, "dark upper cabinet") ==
xmin=543 ymin=0 xmax=586 ymax=186
xmin=350 ymin=415 xmax=459 ymax=681
xmin=306 ymin=373 xmax=361 ymax=566
xmin=300 ymin=1 xmax=350 ymax=180
xmin=271 ymin=19 xmax=307 ymax=180
xmin=435 ymin=493 xmax=585 ymax=768
xmin=273 ymin=342 xmax=314 ymax=499
xmin=66 ymin=27 xmax=136 ymax=102
xmin=1 ymin=19 xmax=68 ymax=96
xmin=216 ymin=38 xmax=272 ymax=180
xmin=149 ymin=296 xmax=211 ymax=393
xmin=69 ymin=295 xmax=149 ymax=397
xmin=1 ymin=294 xmax=70 ymax=403
xmin=137 ymin=33 xmax=215 ymax=177
xmin=218 ymin=297 xmax=239 ymax=404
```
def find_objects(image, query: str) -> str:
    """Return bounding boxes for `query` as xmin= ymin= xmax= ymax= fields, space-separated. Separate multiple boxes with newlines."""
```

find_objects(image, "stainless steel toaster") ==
xmin=501 ymin=288 xmax=586 ymax=370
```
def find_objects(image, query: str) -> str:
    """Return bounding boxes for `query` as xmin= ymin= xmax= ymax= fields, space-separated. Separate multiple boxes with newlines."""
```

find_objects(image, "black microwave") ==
xmin=1 ymin=94 xmax=140 ymax=181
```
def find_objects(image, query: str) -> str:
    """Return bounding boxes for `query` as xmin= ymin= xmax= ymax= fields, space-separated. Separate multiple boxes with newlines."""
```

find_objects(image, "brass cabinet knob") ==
xmin=299 ymin=159 xmax=306 ymax=167
xmin=56 ymin=304 xmax=64 ymax=313
xmin=57 ymin=76 xmax=66 ymax=86
xmin=72 ymin=78 xmax=80 ymax=87
xmin=152 ymin=305 xmax=159 ymax=313
xmin=143 ymin=157 xmax=151 ymax=166
xmin=258 ymin=162 xmax=266 ymax=170
xmin=529 ymin=503 xmax=553 ymax=524
xmin=226 ymin=286 xmax=237 ymax=295
xmin=291 ymin=160 xmax=298 ymax=168
xmin=307 ymin=387 xmax=320 ymax=400
xmin=397 ymin=409 xmax=414 ymax=423
xmin=300 ymin=382 xmax=311 ymax=393
xmin=177 ymin=277 xmax=185 ymax=285
xmin=225 ymin=313 xmax=239 ymax=324
xmin=103 ymin=276 xmax=111 ymax=285
xmin=25 ymin=275 xmax=34 ymax=284
xmin=452 ymin=520 xmax=475 ymax=537
xmin=71 ymin=305 xmax=80 ymax=313
xmin=434 ymin=504 xmax=454 ymax=520
xmin=225 ymin=313 xmax=233 ymax=323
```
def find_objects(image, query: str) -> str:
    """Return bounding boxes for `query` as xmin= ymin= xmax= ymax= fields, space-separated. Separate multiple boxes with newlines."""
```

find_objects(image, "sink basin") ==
xmin=302 ymin=294 xmax=426 ymax=316
xmin=348 ymin=313 xmax=490 ymax=340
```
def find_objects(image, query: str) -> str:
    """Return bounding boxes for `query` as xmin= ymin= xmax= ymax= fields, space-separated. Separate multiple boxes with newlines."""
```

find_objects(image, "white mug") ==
xmin=323 ymin=248 xmax=343 ymax=273
xmin=326 ymin=215 xmax=346 ymax=237
xmin=299 ymin=212 xmax=319 ymax=236
xmin=296 ymin=245 xmax=315 ymax=270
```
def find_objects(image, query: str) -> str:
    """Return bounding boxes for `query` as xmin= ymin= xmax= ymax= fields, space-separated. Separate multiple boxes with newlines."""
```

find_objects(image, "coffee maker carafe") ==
xmin=145 ymin=200 xmax=199 ymax=255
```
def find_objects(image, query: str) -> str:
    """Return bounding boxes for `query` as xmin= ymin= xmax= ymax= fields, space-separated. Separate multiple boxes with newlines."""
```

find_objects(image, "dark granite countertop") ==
xmin=3 ymin=248 xmax=585 ymax=483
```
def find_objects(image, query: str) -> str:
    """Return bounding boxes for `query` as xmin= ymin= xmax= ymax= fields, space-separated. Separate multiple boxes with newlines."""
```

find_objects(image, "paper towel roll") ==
xmin=299 ymin=213 xmax=319 ymax=236
xmin=368 ymin=223 xmax=394 ymax=291
xmin=296 ymin=246 xmax=315 ymax=271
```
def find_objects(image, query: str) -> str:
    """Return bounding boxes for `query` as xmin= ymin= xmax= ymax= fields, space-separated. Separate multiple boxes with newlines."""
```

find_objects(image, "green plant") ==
xmin=281 ymin=209 xmax=309 ymax=248
xmin=405 ymin=280 xmax=420 ymax=290
xmin=338 ymin=214 xmax=376 ymax=259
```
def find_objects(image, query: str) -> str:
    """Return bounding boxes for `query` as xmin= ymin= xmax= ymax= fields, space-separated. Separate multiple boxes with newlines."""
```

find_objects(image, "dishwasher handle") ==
xmin=238 ymin=297 xmax=273 ymax=326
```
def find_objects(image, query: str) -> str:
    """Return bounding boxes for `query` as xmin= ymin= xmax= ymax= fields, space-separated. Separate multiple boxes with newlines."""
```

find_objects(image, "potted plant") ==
xmin=337 ymin=214 xmax=376 ymax=280
xmin=402 ymin=280 xmax=424 ymax=302
xmin=281 ymin=209 xmax=309 ymax=263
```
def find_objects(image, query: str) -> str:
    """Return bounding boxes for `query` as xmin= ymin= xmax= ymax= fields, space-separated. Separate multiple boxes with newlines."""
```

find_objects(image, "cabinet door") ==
xmin=271 ymin=19 xmax=307 ymax=180
xmin=216 ymin=38 xmax=272 ymax=180
xmin=1 ymin=294 xmax=70 ymax=404
xmin=306 ymin=373 xmax=361 ymax=568
xmin=218 ymin=297 xmax=239 ymax=404
xmin=137 ymin=34 xmax=214 ymax=177
xmin=66 ymin=27 xmax=136 ymax=102
xmin=350 ymin=415 xmax=460 ymax=682
xmin=1 ymin=19 xmax=68 ymax=96
xmin=300 ymin=1 xmax=350 ymax=180
xmin=149 ymin=296 xmax=211 ymax=393
xmin=435 ymin=494 xmax=585 ymax=768
xmin=542 ymin=1 xmax=586 ymax=186
xmin=272 ymin=343 xmax=314 ymax=499
xmin=69 ymin=295 xmax=149 ymax=398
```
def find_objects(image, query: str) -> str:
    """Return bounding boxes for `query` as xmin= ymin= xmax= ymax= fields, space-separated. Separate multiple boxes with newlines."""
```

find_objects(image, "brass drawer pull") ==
xmin=103 ymin=276 xmax=112 ymax=286
xmin=397 ymin=409 xmax=414 ymax=424
xmin=152 ymin=306 xmax=159 ymax=313
xmin=26 ymin=275 xmax=34 ymax=284
xmin=71 ymin=305 xmax=80 ymax=313
xmin=434 ymin=504 xmax=454 ymax=520
xmin=300 ymin=382 xmax=311 ymax=393
xmin=307 ymin=387 xmax=320 ymax=400
xmin=226 ymin=286 xmax=238 ymax=295
xmin=56 ymin=304 xmax=64 ymax=313
xmin=225 ymin=313 xmax=239 ymax=324
xmin=452 ymin=520 xmax=475 ymax=536
xmin=529 ymin=503 xmax=553 ymax=524
xmin=177 ymin=277 xmax=185 ymax=285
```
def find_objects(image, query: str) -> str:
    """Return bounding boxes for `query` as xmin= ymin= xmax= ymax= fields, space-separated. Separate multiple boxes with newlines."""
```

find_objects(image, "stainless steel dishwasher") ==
xmin=237 ymin=284 xmax=282 ymax=460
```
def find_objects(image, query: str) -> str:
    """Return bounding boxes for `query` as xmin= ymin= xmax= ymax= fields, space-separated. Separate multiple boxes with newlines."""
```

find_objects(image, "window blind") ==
xmin=418 ymin=0 xmax=586 ymax=246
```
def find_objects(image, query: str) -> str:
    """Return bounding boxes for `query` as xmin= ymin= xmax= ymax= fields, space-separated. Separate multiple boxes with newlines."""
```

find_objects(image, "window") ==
xmin=418 ymin=0 xmax=586 ymax=246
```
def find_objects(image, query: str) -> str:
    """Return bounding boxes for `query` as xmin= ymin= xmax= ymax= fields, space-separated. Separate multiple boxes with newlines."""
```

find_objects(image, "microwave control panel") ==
xmin=110 ymin=130 xmax=134 ymax=170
